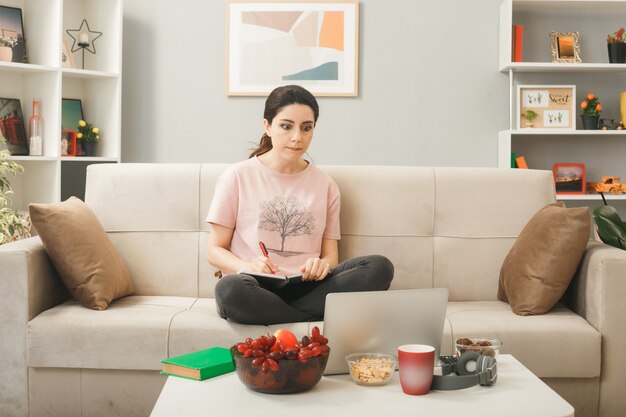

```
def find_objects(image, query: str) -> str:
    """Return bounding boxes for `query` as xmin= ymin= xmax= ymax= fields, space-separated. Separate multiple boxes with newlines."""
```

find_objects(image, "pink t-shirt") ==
xmin=206 ymin=157 xmax=341 ymax=275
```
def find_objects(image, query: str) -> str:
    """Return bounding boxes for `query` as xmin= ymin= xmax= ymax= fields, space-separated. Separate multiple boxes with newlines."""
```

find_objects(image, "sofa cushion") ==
xmin=497 ymin=204 xmax=591 ymax=315
xmin=446 ymin=301 xmax=600 ymax=378
xmin=27 ymin=296 xmax=197 ymax=370
xmin=29 ymin=197 xmax=133 ymax=310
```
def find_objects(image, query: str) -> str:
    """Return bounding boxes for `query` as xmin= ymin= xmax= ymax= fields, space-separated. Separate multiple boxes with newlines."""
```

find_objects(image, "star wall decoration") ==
xmin=66 ymin=19 xmax=102 ymax=55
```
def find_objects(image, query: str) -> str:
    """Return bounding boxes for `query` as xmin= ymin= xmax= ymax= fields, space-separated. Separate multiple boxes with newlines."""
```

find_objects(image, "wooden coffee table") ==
xmin=150 ymin=354 xmax=574 ymax=417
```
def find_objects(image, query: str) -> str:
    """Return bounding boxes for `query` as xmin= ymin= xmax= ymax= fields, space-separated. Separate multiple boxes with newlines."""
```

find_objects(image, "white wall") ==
xmin=121 ymin=0 xmax=508 ymax=166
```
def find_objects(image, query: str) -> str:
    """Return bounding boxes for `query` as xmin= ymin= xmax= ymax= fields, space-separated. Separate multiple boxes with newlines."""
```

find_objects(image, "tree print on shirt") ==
xmin=259 ymin=196 xmax=315 ymax=253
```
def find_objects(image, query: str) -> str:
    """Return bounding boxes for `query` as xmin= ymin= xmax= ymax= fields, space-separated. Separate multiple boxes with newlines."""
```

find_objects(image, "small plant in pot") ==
xmin=522 ymin=109 xmax=538 ymax=127
xmin=0 ymin=138 xmax=31 ymax=244
xmin=580 ymin=93 xmax=602 ymax=130
xmin=607 ymin=27 xmax=626 ymax=63
xmin=76 ymin=119 xmax=100 ymax=156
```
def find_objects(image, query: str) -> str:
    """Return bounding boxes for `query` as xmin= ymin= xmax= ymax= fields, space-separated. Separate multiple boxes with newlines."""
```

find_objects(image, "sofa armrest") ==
xmin=564 ymin=240 xmax=626 ymax=417
xmin=0 ymin=236 xmax=68 ymax=416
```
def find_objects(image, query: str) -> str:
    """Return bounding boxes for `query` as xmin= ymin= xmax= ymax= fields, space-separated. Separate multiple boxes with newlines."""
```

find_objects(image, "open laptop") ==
xmin=322 ymin=288 xmax=448 ymax=375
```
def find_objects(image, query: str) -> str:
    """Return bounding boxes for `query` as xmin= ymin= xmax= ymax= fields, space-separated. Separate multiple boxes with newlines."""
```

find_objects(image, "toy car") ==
xmin=586 ymin=176 xmax=626 ymax=194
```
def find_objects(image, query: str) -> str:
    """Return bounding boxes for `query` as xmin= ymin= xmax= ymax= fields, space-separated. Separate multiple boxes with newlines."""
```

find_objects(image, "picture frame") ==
xmin=61 ymin=98 xmax=84 ymax=131
xmin=517 ymin=85 xmax=576 ymax=130
xmin=0 ymin=97 xmax=27 ymax=155
xmin=550 ymin=31 xmax=581 ymax=63
xmin=62 ymin=38 xmax=75 ymax=68
xmin=0 ymin=6 xmax=28 ymax=63
xmin=61 ymin=129 xmax=77 ymax=156
xmin=226 ymin=0 xmax=359 ymax=96
xmin=553 ymin=163 xmax=586 ymax=195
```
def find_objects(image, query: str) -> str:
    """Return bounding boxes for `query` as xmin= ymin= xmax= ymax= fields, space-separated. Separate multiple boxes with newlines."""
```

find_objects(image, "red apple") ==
xmin=273 ymin=328 xmax=298 ymax=350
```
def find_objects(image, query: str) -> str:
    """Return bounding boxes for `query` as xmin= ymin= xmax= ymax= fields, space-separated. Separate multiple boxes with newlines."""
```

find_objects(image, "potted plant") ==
xmin=0 ymin=138 xmax=31 ymax=245
xmin=580 ymin=93 xmax=602 ymax=130
xmin=607 ymin=27 xmax=626 ymax=63
xmin=76 ymin=119 xmax=100 ymax=156
xmin=522 ymin=109 xmax=538 ymax=128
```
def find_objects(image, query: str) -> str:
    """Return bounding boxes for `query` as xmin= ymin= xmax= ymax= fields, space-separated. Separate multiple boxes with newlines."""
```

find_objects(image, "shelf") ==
xmin=501 ymin=62 xmax=626 ymax=73
xmin=62 ymin=68 xmax=120 ymax=79
xmin=0 ymin=62 xmax=58 ymax=74
xmin=60 ymin=156 xmax=118 ymax=162
xmin=12 ymin=156 xmax=59 ymax=162
xmin=557 ymin=194 xmax=626 ymax=201
xmin=513 ymin=1 xmax=626 ymax=13
xmin=505 ymin=129 xmax=626 ymax=136
xmin=1 ymin=0 xmax=123 ymax=211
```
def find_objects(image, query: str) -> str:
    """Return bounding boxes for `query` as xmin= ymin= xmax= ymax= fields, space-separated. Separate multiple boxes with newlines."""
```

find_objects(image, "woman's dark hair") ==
xmin=249 ymin=84 xmax=319 ymax=158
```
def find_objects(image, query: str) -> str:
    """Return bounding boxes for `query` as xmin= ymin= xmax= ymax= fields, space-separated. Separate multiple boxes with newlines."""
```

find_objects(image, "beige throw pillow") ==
xmin=497 ymin=203 xmax=590 ymax=316
xmin=29 ymin=197 xmax=133 ymax=310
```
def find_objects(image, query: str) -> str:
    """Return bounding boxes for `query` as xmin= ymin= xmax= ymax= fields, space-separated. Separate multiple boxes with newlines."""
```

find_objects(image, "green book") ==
xmin=161 ymin=347 xmax=235 ymax=381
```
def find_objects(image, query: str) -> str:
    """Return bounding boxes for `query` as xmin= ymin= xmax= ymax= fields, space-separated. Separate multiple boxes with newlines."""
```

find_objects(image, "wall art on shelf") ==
xmin=61 ymin=98 xmax=83 ymax=131
xmin=553 ymin=163 xmax=586 ymax=195
xmin=550 ymin=31 xmax=581 ymax=63
xmin=62 ymin=38 xmax=75 ymax=68
xmin=517 ymin=85 xmax=576 ymax=130
xmin=62 ymin=99 xmax=84 ymax=155
xmin=226 ymin=0 xmax=359 ymax=96
xmin=0 ymin=98 xmax=27 ymax=155
xmin=0 ymin=6 xmax=27 ymax=63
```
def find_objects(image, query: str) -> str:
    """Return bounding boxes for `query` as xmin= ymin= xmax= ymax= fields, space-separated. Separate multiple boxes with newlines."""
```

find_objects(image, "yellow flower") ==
xmin=92 ymin=127 xmax=99 ymax=134
xmin=78 ymin=120 xmax=86 ymax=127
xmin=76 ymin=132 xmax=83 ymax=139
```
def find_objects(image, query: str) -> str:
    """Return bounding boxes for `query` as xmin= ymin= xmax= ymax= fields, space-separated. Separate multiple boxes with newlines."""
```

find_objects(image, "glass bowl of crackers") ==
xmin=345 ymin=353 xmax=396 ymax=386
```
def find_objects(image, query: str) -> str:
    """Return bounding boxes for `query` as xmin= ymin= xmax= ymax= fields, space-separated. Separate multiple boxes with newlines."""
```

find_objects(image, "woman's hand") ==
xmin=300 ymin=258 xmax=332 ymax=281
xmin=249 ymin=255 xmax=279 ymax=274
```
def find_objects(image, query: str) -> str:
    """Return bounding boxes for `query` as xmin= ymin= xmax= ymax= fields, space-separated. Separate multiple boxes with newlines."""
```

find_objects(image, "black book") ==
xmin=238 ymin=271 xmax=304 ymax=290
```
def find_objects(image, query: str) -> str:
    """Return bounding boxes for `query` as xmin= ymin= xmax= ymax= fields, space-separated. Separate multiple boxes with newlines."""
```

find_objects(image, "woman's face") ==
xmin=263 ymin=103 xmax=315 ymax=162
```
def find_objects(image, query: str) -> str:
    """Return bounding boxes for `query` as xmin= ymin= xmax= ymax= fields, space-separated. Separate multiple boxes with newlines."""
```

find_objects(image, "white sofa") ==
xmin=1 ymin=163 xmax=625 ymax=417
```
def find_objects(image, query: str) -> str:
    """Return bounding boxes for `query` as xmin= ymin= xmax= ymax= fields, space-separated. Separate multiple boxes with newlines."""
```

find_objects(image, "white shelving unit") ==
xmin=499 ymin=0 xmax=626 ymax=203
xmin=2 ymin=0 xmax=122 ymax=211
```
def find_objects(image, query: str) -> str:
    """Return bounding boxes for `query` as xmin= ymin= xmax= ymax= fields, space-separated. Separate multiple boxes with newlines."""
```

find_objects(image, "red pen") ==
xmin=259 ymin=241 xmax=275 ymax=273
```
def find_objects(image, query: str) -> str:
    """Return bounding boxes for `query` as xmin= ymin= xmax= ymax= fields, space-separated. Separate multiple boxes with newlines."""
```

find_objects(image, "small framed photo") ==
xmin=550 ymin=31 xmax=581 ymax=63
xmin=0 ymin=97 xmax=27 ymax=155
xmin=553 ymin=163 xmax=586 ymax=195
xmin=62 ymin=38 xmax=75 ymax=68
xmin=0 ymin=6 xmax=27 ymax=63
xmin=61 ymin=129 xmax=77 ymax=156
xmin=518 ymin=85 xmax=576 ymax=130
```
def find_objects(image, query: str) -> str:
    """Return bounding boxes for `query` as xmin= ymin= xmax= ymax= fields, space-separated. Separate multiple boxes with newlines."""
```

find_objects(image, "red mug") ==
xmin=397 ymin=344 xmax=435 ymax=395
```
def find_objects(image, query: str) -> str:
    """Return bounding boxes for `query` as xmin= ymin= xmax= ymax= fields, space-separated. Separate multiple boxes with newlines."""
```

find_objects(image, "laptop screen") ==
xmin=322 ymin=288 xmax=448 ymax=375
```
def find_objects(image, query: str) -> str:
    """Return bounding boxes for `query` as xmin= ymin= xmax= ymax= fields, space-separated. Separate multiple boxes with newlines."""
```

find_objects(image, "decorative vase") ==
xmin=608 ymin=43 xmax=626 ymax=63
xmin=620 ymin=92 xmax=626 ymax=124
xmin=0 ymin=46 xmax=12 ymax=62
xmin=581 ymin=115 xmax=600 ymax=130
xmin=82 ymin=141 xmax=96 ymax=156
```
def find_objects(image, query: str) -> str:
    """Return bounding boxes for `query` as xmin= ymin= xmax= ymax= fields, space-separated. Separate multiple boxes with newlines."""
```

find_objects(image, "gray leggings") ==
xmin=215 ymin=255 xmax=394 ymax=325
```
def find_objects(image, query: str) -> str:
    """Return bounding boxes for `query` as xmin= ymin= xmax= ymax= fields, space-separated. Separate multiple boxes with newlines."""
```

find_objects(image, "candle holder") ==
xmin=66 ymin=19 xmax=102 ymax=70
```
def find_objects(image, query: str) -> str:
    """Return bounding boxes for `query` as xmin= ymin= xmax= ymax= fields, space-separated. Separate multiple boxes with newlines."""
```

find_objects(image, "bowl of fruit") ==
xmin=231 ymin=326 xmax=330 ymax=394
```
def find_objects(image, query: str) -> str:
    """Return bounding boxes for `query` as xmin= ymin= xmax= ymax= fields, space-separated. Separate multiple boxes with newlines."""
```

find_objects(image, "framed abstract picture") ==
xmin=0 ymin=6 xmax=28 ymax=63
xmin=226 ymin=0 xmax=359 ymax=96
xmin=517 ymin=85 xmax=576 ymax=130
xmin=0 ymin=98 xmax=27 ymax=155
